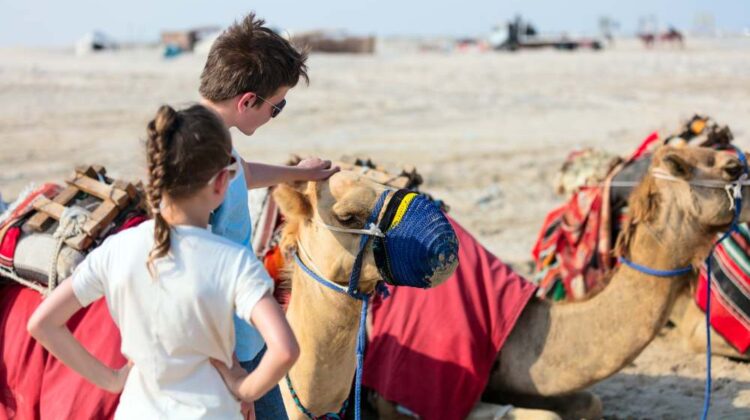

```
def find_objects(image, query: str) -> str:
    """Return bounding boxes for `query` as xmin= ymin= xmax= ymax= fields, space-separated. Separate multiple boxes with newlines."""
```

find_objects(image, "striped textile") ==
xmin=531 ymin=187 xmax=611 ymax=300
xmin=531 ymin=132 xmax=660 ymax=301
xmin=697 ymin=224 xmax=750 ymax=353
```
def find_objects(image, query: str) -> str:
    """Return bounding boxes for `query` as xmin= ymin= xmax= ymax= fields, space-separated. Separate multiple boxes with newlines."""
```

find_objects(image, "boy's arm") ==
xmin=27 ymin=279 xmax=131 ymax=393
xmin=243 ymin=157 xmax=339 ymax=189
xmin=211 ymin=293 xmax=299 ymax=402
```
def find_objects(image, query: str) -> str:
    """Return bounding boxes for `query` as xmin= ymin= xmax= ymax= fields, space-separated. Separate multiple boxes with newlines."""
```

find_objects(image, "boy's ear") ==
xmin=237 ymin=92 xmax=257 ymax=112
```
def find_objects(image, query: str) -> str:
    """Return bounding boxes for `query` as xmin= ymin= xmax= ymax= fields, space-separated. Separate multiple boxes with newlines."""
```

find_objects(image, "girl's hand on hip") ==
xmin=211 ymin=354 xmax=249 ymax=401
xmin=106 ymin=360 xmax=133 ymax=393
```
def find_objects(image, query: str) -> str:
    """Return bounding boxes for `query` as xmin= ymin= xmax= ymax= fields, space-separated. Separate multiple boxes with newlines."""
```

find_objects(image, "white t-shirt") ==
xmin=72 ymin=220 xmax=273 ymax=419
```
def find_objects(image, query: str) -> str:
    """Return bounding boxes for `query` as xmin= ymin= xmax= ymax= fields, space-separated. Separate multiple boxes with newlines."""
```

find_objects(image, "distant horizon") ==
xmin=0 ymin=0 xmax=747 ymax=48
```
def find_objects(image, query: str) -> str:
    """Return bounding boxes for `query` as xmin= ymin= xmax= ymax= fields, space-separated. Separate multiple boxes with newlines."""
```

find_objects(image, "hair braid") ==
xmin=145 ymin=105 xmax=179 ymax=276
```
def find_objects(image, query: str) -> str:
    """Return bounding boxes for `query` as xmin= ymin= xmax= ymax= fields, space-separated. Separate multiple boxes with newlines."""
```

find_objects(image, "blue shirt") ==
xmin=209 ymin=150 xmax=265 ymax=362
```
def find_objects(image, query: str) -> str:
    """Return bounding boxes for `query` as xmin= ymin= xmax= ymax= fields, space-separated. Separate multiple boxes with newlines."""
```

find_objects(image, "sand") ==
xmin=1 ymin=37 xmax=749 ymax=418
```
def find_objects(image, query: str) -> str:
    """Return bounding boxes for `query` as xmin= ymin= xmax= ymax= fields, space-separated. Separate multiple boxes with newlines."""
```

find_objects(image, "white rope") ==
xmin=296 ymin=239 xmax=348 ymax=293
xmin=0 ymin=265 xmax=49 ymax=295
xmin=651 ymin=169 xmax=750 ymax=211
xmin=48 ymin=206 xmax=90 ymax=293
xmin=315 ymin=219 xmax=385 ymax=237
xmin=650 ymin=168 xmax=750 ymax=188
xmin=586 ymin=170 xmax=750 ymax=210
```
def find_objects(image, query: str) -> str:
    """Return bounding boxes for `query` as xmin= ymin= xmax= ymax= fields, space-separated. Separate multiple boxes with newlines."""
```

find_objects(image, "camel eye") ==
xmin=334 ymin=213 xmax=359 ymax=226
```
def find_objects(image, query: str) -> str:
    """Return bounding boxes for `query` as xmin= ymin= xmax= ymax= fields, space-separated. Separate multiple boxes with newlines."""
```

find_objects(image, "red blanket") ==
xmin=363 ymin=217 xmax=537 ymax=420
xmin=0 ymin=285 xmax=123 ymax=420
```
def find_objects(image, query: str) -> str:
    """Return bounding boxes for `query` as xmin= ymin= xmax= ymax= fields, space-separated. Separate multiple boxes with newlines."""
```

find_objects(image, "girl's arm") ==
xmin=212 ymin=293 xmax=299 ymax=401
xmin=27 ymin=279 xmax=131 ymax=393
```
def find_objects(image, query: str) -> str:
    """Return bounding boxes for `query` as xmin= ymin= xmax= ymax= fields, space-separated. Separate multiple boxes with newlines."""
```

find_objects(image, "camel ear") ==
xmin=273 ymin=182 xmax=312 ymax=220
xmin=661 ymin=153 xmax=692 ymax=179
xmin=614 ymin=217 xmax=634 ymax=257
xmin=629 ymin=180 xmax=659 ymax=224
xmin=616 ymin=176 xmax=659 ymax=257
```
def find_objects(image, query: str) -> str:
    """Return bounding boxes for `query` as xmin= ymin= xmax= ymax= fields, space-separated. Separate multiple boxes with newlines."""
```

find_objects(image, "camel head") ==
xmin=273 ymin=170 xmax=459 ymax=294
xmin=616 ymin=145 xmax=750 ymax=261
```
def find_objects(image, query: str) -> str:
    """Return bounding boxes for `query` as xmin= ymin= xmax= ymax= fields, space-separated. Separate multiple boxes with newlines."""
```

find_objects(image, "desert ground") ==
xmin=1 ymin=37 xmax=749 ymax=418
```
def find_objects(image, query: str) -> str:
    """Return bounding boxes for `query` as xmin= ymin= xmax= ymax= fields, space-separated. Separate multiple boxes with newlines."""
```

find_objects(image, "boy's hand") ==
xmin=296 ymin=158 xmax=340 ymax=181
xmin=211 ymin=355 xmax=249 ymax=401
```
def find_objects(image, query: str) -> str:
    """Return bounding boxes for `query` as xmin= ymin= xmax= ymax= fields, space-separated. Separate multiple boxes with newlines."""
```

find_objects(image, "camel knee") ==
xmin=498 ymin=407 xmax=562 ymax=420
xmin=555 ymin=392 xmax=602 ymax=420
xmin=370 ymin=392 xmax=416 ymax=420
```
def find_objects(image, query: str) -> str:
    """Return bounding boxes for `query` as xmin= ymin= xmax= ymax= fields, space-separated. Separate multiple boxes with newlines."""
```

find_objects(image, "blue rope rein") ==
xmin=289 ymin=190 xmax=390 ymax=420
xmin=618 ymin=256 xmax=693 ymax=277
xmin=700 ymin=147 xmax=747 ymax=420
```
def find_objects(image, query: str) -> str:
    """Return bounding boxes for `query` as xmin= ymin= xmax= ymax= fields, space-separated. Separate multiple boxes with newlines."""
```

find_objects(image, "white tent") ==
xmin=75 ymin=31 xmax=117 ymax=56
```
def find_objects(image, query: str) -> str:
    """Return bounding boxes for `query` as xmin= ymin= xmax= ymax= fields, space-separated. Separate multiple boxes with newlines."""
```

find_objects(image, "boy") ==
xmin=199 ymin=13 xmax=338 ymax=419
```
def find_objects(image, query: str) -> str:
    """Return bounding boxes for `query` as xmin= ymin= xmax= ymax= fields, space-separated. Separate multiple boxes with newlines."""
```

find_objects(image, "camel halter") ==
xmin=618 ymin=146 xmax=748 ymax=420
xmin=291 ymin=189 xmax=458 ymax=419
xmin=290 ymin=189 xmax=390 ymax=420
xmin=619 ymin=150 xmax=750 ymax=276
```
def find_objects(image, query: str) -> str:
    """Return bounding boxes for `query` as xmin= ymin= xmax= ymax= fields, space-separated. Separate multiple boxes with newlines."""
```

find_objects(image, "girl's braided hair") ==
xmin=145 ymin=104 xmax=232 ymax=276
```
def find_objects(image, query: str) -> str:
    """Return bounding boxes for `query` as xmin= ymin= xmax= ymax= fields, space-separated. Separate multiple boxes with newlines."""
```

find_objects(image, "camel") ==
xmin=371 ymin=146 xmax=750 ymax=420
xmin=476 ymin=145 xmax=750 ymax=418
xmin=638 ymin=28 xmax=684 ymax=49
xmin=271 ymin=171 xmax=459 ymax=419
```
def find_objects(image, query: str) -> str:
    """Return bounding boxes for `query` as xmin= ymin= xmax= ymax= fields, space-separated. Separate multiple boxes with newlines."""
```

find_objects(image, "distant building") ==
xmin=160 ymin=26 xmax=221 ymax=52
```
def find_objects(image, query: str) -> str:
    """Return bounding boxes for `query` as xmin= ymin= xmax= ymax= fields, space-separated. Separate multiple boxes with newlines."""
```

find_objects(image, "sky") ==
xmin=0 ymin=0 xmax=747 ymax=47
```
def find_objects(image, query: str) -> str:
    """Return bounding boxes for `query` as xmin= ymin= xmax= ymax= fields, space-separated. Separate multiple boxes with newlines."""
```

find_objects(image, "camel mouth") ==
xmin=372 ymin=191 xmax=459 ymax=289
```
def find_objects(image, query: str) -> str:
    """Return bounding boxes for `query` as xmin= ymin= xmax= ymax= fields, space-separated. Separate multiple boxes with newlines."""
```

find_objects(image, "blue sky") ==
xmin=0 ymin=0 xmax=747 ymax=47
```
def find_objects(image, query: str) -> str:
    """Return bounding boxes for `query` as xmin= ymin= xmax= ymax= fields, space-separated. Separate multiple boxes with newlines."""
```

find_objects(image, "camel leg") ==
xmin=682 ymin=300 xmax=749 ymax=360
xmin=369 ymin=392 xmax=416 ymax=420
xmin=673 ymin=289 xmax=750 ymax=361
xmin=482 ymin=391 xmax=603 ymax=420
xmin=468 ymin=402 xmax=561 ymax=420
xmin=371 ymin=392 xmax=562 ymax=420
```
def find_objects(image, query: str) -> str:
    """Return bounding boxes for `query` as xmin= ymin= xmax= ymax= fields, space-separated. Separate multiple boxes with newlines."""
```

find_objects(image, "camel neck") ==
xmin=495 ymin=212 xmax=714 ymax=395
xmin=282 ymin=263 xmax=362 ymax=417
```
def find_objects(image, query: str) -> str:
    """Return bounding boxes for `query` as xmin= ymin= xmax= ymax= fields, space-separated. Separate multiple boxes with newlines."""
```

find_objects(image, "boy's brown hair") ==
xmin=199 ymin=13 xmax=309 ymax=105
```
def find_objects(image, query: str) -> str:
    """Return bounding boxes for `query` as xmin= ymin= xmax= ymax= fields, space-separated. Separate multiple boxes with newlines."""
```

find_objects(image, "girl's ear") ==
xmin=212 ymin=169 xmax=231 ymax=196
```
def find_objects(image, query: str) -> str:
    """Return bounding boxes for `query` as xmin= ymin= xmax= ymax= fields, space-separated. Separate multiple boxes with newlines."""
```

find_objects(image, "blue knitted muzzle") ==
xmin=373 ymin=190 xmax=458 ymax=288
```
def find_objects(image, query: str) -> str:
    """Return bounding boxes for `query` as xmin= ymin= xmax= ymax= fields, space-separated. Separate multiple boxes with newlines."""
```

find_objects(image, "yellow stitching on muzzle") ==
xmin=389 ymin=192 xmax=417 ymax=230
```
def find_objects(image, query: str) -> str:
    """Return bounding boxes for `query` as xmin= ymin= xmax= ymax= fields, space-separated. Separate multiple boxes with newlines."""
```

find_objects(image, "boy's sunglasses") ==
xmin=207 ymin=156 xmax=240 ymax=185
xmin=257 ymin=95 xmax=286 ymax=118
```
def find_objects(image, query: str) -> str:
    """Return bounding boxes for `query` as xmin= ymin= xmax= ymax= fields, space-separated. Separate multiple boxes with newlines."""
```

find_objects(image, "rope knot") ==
xmin=53 ymin=206 xmax=90 ymax=239
xmin=48 ymin=206 xmax=90 ymax=292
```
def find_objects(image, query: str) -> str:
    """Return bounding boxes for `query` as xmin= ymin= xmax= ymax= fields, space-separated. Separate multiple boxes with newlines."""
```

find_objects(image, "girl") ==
xmin=27 ymin=104 xmax=298 ymax=419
